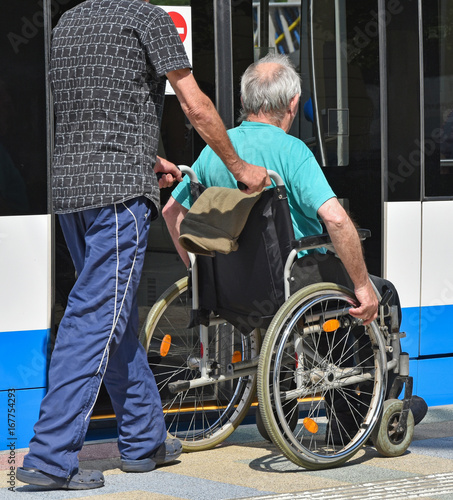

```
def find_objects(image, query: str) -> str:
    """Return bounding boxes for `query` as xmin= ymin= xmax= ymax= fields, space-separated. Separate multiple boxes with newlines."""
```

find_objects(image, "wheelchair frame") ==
xmin=140 ymin=166 xmax=414 ymax=469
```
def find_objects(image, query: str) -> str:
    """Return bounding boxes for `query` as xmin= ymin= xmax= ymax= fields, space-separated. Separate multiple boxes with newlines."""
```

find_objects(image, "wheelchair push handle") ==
xmin=237 ymin=170 xmax=284 ymax=191
xmin=178 ymin=165 xmax=194 ymax=180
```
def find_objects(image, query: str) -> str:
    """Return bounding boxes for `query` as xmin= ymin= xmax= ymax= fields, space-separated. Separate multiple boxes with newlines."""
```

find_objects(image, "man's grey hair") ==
xmin=239 ymin=53 xmax=301 ymax=124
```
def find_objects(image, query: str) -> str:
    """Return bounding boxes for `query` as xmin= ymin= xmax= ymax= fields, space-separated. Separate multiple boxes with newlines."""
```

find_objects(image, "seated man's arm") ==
xmin=166 ymin=68 xmax=270 ymax=194
xmin=162 ymin=195 xmax=190 ymax=268
xmin=318 ymin=197 xmax=378 ymax=325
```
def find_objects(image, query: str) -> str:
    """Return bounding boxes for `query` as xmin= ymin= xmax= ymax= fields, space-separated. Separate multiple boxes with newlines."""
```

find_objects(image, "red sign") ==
xmin=169 ymin=11 xmax=188 ymax=43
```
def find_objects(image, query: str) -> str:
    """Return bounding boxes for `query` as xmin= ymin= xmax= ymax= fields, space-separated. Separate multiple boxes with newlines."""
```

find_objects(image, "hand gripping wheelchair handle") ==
xmin=156 ymin=164 xmax=193 ymax=183
xmin=237 ymin=170 xmax=284 ymax=191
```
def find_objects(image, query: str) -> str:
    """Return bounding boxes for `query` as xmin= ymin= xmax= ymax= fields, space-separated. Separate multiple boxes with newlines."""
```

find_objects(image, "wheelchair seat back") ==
xmin=195 ymin=185 xmax=295 ymax=334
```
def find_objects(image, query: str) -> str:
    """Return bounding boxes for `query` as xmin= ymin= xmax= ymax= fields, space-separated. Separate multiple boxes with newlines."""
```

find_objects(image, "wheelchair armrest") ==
xmin=292 ymin=228 xmax=371 ymax=252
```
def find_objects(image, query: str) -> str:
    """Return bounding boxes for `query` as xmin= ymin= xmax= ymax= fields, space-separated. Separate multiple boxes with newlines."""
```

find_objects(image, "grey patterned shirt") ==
xmin=49 ymin=0 xmax=191 ymax=214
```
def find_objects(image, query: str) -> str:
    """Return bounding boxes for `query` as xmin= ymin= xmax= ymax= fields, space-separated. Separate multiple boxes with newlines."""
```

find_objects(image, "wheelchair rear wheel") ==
xmin=257 ymin=283 xmax=387 ymax=469
xmin=141 ymin=277 xmax=260 ymax=451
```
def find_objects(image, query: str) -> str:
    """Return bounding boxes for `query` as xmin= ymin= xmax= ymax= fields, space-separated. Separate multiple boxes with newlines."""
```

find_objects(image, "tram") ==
xmin=1 ymin=0 xmax=452 ymax=450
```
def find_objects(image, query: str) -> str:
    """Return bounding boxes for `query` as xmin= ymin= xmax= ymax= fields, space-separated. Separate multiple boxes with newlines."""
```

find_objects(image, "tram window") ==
xmin=0 ymin=1 xmax=48 ymax=215
xmin=424 ymin=0 xmax=453 ymax=197
xmin=254 ymin=1 xmax=379 ymax=169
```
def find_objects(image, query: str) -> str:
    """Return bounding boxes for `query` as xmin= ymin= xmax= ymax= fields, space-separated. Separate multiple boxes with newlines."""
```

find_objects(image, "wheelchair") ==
xmin=140 ymin=166 xmax=414 ymax=469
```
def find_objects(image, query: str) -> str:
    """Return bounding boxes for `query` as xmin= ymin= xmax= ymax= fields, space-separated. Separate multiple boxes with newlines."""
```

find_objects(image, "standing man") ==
xmin=17 ymin=0 xmax=269 ymax=491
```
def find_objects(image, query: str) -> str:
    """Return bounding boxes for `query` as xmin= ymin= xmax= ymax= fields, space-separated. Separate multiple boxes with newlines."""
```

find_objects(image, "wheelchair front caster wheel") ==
xmin=372 ymin=399 xmax=414 ymax=457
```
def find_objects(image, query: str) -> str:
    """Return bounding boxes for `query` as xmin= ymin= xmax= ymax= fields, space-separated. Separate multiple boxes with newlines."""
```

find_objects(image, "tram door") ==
xmin=139 ymin=0 xmax=255 ymax=323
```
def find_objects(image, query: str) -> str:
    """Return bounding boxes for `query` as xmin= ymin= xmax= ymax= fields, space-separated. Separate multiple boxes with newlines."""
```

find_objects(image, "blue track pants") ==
xmin=23 ymin=197 xmax=167 ymax=478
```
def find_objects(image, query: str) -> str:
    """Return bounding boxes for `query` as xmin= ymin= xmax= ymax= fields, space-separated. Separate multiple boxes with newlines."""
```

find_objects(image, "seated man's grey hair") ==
xmin=239 ymin=53 xmax=302 ymax=124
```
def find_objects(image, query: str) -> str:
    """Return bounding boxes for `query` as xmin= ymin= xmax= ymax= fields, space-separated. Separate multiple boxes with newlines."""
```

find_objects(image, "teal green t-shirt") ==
xmin=171 ymin=121 xmax=335 ymax=251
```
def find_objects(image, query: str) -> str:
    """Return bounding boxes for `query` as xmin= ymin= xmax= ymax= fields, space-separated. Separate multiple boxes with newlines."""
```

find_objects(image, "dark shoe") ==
xmin=121 ymin=438 xmax=182 ymax=473
xmin=410 ymin=395 xmax=428 ymax=425
xmin=153 ymin=437 xmax=183 ymax=465
xmin=16 ymin=467 xmax=104 ymax=490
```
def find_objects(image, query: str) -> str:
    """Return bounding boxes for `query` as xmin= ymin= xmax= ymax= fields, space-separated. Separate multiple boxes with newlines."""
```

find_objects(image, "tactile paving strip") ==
xmin=238 ymin=472 xmax=453 ymax=499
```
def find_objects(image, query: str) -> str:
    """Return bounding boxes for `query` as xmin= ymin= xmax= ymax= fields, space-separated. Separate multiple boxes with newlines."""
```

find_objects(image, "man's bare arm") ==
xmin=162 ymin=195 xmax=190 ymax=267
xmin=166 ymin=68 xmax=270 ymax=194
xmin=318 ymin=197 xmax=378 ymax=325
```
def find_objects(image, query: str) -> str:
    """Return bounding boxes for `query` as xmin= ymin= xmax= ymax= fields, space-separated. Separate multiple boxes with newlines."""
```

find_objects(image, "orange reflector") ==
xmin=303 ymin=417 xmax=319 ymax=434
xmin=160 ymin=335 xmax=172 ymax=357
xmin=323 ymin=319 xmax=340 ymax=332
xmin=231 ymin=350 xmax=242 ymax=364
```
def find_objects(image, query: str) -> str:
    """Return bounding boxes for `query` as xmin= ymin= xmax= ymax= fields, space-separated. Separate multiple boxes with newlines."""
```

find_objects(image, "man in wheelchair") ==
xmin=163 ymin=53 xmax=427 ymax=442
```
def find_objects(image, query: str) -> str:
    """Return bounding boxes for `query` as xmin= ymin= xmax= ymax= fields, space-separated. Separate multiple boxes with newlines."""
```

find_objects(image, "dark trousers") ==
xmin=23 ymin=197 xmax=166 ymax=477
